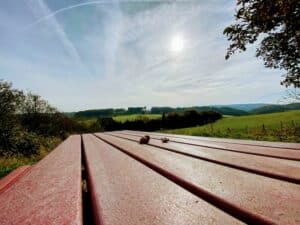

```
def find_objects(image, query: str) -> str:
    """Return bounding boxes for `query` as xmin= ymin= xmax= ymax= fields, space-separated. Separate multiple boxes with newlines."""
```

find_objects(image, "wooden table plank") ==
xmin=119 ymin=131 xmax=300 ymax=160
xmin=110 ymin=132 xmax=300 ymax=184
xmin=0 ymin=135 xmax=82 ymax=225
xmin=0 ymin=165 xmax=31 ymax=194
xmin=122 ymin=130 xmax=300 ymax=150
xmin=82 ymin=134 xmax=244 ymax=225
xmin=95 ymin=133 xmax=300 ymax=225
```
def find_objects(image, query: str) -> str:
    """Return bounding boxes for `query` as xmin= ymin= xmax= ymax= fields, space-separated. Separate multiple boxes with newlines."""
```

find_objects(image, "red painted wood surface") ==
xmin=122 ymin=130 xmax=300 ymax=150
xmin=109 ymin=132 xmax=300 ymax=184
xmin=95 ymin=133 xmax=300 ymax=225
xmin=119 ymin=131 xmax=300 ymax=160
xmin=0 ymin=135 xmax=82 ymax=225
xmin=82 ymin=134 xmax=244 ymax=225
xmin=1 ymin=131 xmax=299 ymax=225
xmin=0 ymin=165 xmax=31 ymax=194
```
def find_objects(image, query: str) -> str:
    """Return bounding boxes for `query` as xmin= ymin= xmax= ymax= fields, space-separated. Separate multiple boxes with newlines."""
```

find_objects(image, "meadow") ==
xmin=162 ymin=110 xmax=300 ymax=142
xmin=76 ymin=113 xmax=162 ymax=125
xmin=113 ymin=114 xmax=161 ymax=122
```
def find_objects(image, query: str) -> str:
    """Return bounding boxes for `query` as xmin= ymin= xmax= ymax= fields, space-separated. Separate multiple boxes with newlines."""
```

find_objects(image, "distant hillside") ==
xmin=65 ymin=103 xmax=300 ymax=118
xmin=215 ymin=103 xmax=268 ymax=112
xmin=213 ymin=107 xmax=249 ymax=116
xmin=285 ymin=103 xmax=300 ymax=110
xmin=192 ymin=106 xmax=248 ymax=116
xmin=252 ymin=103 xmax=300 ymax=114
xmin=64 ymin=112 xmax=76 ymax=117
xmin=151 ymin=106 xmax=248 ymax=116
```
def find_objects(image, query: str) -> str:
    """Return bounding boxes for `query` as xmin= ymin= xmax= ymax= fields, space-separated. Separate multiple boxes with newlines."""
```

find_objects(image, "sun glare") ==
xmin=170 ymin=34 xmax=185 ymax=53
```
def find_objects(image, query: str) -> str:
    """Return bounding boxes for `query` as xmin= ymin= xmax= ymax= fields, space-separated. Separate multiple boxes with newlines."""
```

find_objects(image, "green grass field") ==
xmin=162 ymin=110 xmax=300 ymax=142
xmin=76 ymin=114 xmax=161 ymax=125
xmin=113 ymin=114 xmax=161 ymax=122
xmin=76 ymin=117 xmax=98 ymax=126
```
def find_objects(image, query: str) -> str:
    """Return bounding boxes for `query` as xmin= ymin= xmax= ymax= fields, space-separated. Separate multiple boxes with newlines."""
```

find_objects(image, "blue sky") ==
xmin=0 ymin=0 xmax=286 ymax=111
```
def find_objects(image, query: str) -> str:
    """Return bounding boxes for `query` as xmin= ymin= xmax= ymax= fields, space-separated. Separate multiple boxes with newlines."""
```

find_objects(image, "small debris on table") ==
xmin=161 ymin=137 xmax=169 ymax=143
xmin=139 ymin=135 xmax=150 ymax=144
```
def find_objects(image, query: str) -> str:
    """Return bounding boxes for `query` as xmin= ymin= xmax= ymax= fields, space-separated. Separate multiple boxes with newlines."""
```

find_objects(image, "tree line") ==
xmin=74 ymin=107 xmax=146 ymax=117
xmin=73 ymin=105 xmax=249 ymax=118
xmin=95 ymin=110 xmax=222 ymax=131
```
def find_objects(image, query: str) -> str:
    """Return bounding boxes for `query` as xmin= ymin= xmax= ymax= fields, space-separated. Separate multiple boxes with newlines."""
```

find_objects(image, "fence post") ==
xmin=291 ymin=120 xmax=295 ymax=127
xmin=262 ymin=124 xmax=266 ymax=134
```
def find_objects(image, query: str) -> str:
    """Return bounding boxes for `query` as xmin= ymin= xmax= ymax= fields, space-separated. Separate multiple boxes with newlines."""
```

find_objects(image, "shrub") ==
xmin=0 ymin=130 xmax=40 ymax=156
xmin=15 ymin=132 xmax=40 ymax=156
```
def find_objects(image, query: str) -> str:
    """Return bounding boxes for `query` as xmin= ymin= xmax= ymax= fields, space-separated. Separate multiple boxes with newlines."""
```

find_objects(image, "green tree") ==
xmin=21 ymin=92 xmax=57 ymax=114
xmin=0 ymin=80 xmax=24 ymax=153
xmin=0 ymin=80 xmax=84 ymax=155
xmin=224 ymin=0 xmax=300 ymax=88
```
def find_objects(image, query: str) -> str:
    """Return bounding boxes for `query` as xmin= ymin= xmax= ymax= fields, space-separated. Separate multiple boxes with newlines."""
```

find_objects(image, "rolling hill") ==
xmin=65 ymin=103 xmax=300 ymax=118
xmin=251 ymin=103 xmax=300 ymax=114
xmin=215 ymin=103 xmax=268 ymax=112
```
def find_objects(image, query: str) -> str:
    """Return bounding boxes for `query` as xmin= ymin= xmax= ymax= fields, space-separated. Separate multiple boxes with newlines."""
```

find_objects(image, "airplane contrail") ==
xmin=24 ymin=1 xmax=115 ymax=30
xmin=23 ymin=0 xmax=169 ymax=30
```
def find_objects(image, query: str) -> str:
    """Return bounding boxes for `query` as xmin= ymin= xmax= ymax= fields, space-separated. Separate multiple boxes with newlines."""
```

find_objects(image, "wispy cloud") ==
xmin=24 ymin=0 xmax=110 ymax=30
xmin=27 ymin=0 xmax=81 ymax=62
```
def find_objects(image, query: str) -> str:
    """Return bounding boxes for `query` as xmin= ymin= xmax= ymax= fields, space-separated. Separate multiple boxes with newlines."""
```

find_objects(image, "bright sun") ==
xmin=170 ymin=34 xmax=185 ymax=53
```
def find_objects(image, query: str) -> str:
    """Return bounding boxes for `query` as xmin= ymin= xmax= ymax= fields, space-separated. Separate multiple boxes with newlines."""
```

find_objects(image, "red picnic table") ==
xmin=0 ymin=131 xmax=299 ymax=225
